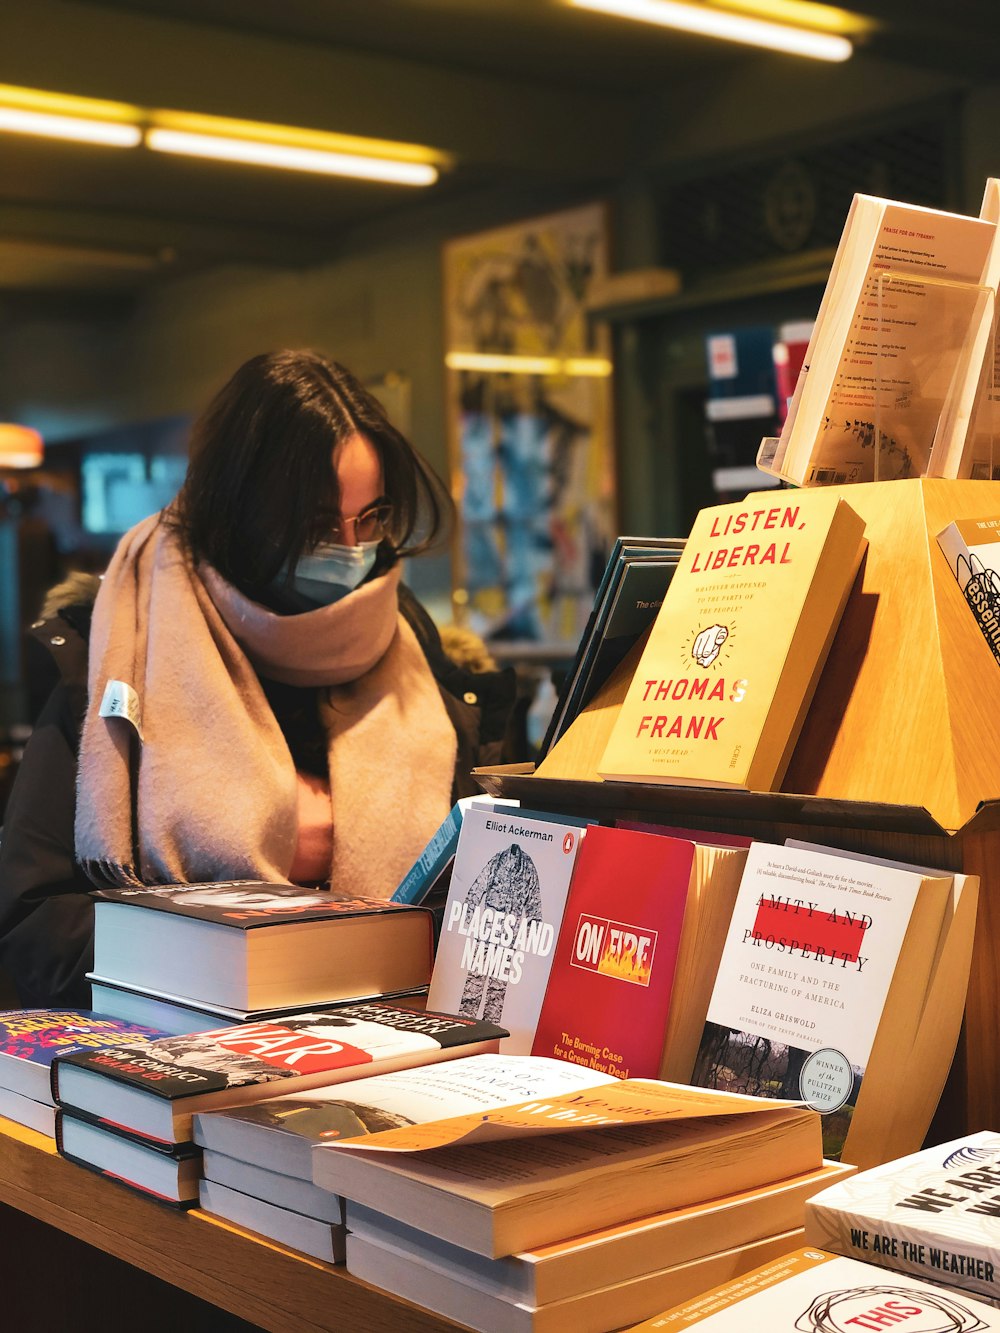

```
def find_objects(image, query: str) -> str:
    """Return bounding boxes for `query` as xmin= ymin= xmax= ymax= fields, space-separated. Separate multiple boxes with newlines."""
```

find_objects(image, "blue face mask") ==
xmin=288 ymin=540 xmax=381 ymax=606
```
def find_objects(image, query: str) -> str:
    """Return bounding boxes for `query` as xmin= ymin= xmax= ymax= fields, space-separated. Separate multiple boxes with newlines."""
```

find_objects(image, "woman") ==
xmin=0 ymin=350 xmax=516 ymax=1007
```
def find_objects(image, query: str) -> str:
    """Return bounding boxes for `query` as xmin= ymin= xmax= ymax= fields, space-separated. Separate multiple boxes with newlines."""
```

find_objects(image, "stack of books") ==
xmin=0 ymin=1008 xmax=169 ymax=1137
xmin=304 ymin=1064 xmax=831 ymax=1329
xmin=539 ymin=535 xmax=686 ymax=758
xmin=49 ymin=1001 xmax=506 ymax=1207
xmin=87 ymin=879 xmax=436 ymax=1034
xmin=192 ymin=1052 xmax=615 ymax=1263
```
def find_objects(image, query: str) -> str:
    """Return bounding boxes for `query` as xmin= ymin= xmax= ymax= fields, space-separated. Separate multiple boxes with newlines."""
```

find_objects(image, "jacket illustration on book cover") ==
xmin=427 ymin=807 xmax=586 ymax=1052
xmin=53 ymin=1003 xmax=504 ymax=1101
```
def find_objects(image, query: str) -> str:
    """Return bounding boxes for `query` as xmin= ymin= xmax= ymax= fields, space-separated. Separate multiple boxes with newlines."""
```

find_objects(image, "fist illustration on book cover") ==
xmin=692 ymin=623 xmax=729 ymax=668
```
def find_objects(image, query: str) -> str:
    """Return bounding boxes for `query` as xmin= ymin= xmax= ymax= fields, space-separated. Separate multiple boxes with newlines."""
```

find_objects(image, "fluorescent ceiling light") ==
xmin=569 ymin=0 xmax=853 ymax=60
xmin=146 ymin=128 xmax=439 ymax=186
xmin=446 ymin=352 xmax=613 ymax=377
xmin=0 ymin=107 xmax=140 ymax=147
xmin=0 ymin=84 xmax=447 ymax=186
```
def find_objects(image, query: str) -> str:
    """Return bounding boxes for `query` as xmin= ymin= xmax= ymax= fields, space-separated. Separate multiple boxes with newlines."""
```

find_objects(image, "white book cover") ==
xmin=775 ymin=195 xmax=995 ymax=486
xmin=690 ymin=842 xmax=945 ymax=1157
xmin=309 ymin=1054 xmax=614 ymax=1189
xmin=805 ymin=1131 xmax=1000 ymax=1302
xmin=627 ymin=1245 xmax=1000 ymax=1331
xmin=194 ymin=1054 xmax=612 ymax=1186
xmin=937 ymin=515 xmax=1000 ymax=665
xmin=427 ymin=807 xmax=586 ymax=1052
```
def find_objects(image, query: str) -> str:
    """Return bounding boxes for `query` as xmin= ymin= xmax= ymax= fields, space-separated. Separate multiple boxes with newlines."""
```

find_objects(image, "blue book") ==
xmin=0 ymin=1008 xmax=172 ymax=1105
xmin=391 ymin=797 xmax=517 ymax=906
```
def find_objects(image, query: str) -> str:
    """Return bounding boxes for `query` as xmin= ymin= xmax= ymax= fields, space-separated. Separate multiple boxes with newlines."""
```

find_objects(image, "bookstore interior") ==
xmin=8 ymin=3 xmax=1000 ymax=1332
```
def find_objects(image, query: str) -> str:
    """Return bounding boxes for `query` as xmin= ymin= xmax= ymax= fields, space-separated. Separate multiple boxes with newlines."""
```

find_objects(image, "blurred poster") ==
xmin=444 ymin=203 xmax=616 ymax=645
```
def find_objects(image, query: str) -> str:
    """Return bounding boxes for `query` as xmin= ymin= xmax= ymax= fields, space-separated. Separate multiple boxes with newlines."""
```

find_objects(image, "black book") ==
xmin=539 ymin=537 xmax=685 ymax=757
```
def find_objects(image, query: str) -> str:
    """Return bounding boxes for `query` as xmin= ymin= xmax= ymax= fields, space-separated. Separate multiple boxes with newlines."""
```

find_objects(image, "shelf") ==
xmin=473 ymin=764 xmax=1000 ymax=839
xmin=0 ymin=1117 xmax=465 ymax=1333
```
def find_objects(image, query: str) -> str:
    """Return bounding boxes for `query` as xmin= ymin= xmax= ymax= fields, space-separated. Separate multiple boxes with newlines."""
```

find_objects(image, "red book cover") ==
xmin=531 ymin=826 xmax=693 ymax=1080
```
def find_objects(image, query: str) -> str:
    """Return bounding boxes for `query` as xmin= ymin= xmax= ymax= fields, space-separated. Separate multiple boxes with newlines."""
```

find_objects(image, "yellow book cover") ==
xmin=598 ymin=491 xmax=867 ymax=792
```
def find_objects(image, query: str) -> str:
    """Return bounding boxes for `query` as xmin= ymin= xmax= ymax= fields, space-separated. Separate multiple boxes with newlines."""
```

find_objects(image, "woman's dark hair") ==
xmin=169 ymin=349 xmax=452 ymax=593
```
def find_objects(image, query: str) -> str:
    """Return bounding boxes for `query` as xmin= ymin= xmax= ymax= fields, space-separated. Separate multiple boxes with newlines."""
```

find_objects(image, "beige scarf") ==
xmin=75 ymin=513 xmax=456 ymax=898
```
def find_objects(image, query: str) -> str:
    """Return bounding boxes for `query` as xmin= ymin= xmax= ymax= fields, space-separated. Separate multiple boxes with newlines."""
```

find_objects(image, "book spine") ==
xmin=391 ymin=808 xmax=466 ymax=904
xmin=58 ymin=1146 xmax=197 ymax=1208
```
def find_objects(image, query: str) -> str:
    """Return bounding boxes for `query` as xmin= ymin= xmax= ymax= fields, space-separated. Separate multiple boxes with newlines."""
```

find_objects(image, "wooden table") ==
xmin=0 ymin=1116 xmax=466 ymax=1333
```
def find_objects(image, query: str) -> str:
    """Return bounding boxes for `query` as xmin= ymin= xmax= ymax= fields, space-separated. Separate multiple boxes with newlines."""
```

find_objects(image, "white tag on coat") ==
xmin=99 ymin=679 xmax=143 ymax=739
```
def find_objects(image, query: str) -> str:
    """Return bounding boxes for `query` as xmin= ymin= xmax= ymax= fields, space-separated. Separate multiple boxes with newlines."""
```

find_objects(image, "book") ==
xmin=345 ymin=1222 xmax=804 ymax=1333
xmin=200 ymin=1052 xmax=618 ymax=1183
xmin=316 ymin=1075 xmax=822 ymax=1257
xmin=0 ymin=1084 xmax=57 ymax=1137
xmin=625 ymin=1245 xmax=1000 ymax=1331
xmin=804 ymin=1131 xmax=1000 ymax=1303
xmin=92 ymin=881 xmax=434 ymax=1011
xmin=927 ymin=178 xmax=1000 ymax=480
xmin=56 ymin=1111 xmax=202 ymax=1207
xmin=773 ymin=321 xmax=813 ymax=424
xmin=51 ymin=1002 xmax=506 ymax=1145
xmin=688 ymin=842 xmax=952 ymax=1168
xmin=598 ymin=491 xmax=867 ymax=793
xmin=202 ymin=1146 xmax=343 ymax=1224
xmin=531 ymin=826 xmax=748 ymax=1082
xmin=572 ymin=555 xmax=683 ymax=723
xmin=346 ymin=1160 xmax=853 ymax=1310
xmin=426 ymin=805 xmax=588 ymax=1053
xmin=784 ymin=840 xmax=980 ymax=1161
xmin=0 ymin=1008 xmax=170 ymax=1102
xmin=705 ymin=325 xmax=781 ymax=497
xmin=199 ymin=1178 xmax=343 ymax=1264
xmin=541 ymin=540 xmax=685 ymax=757
xmin=937 ymin=515 xmax=1000 ymax=665
xmin=390 ymin=796 xmax=517 ymax=906
xmin=759 ymin=194 xmax=995 ymax=487
xmin=86 ymin=975 xmax=429 ymax=1037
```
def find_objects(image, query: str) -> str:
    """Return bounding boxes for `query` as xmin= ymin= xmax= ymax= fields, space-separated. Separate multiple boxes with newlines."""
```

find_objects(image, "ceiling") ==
xmin=2 ymin=0 xmax=1000 ymax=307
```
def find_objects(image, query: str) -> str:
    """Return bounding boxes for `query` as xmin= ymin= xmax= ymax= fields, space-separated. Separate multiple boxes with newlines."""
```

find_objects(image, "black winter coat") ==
xmin=0 ymin=586 xmax=516 ymax=1008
